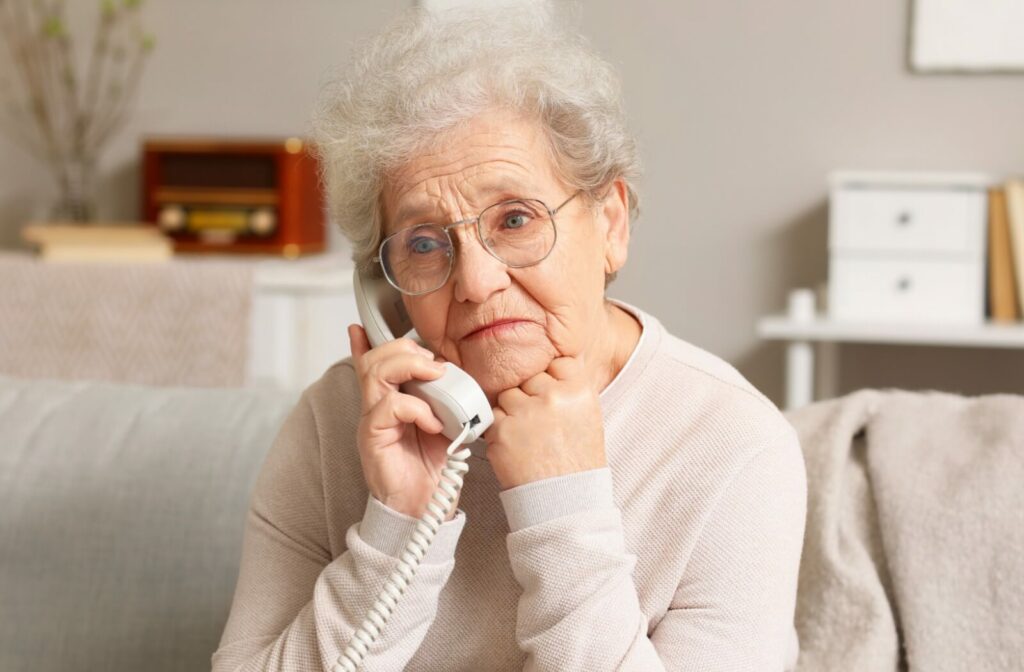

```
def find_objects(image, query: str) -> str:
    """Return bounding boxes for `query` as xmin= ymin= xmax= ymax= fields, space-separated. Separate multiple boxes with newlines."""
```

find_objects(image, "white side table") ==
xmin=757 ymin=288 xmax=1024 ymax=410
xmin=249 ymin=253 xmax=358 ymax=392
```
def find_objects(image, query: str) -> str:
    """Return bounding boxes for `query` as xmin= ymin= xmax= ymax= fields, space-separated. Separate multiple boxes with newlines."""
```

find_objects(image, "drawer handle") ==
xmin=896 ymin=276 xmax=913 ymax=292
xmin=895 ymin=211 xmax=913 ymax=227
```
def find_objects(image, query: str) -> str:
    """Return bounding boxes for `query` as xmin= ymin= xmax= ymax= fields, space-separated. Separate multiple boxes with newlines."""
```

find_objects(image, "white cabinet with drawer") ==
xmin=827 ymin=171 xmax=992 ymax=325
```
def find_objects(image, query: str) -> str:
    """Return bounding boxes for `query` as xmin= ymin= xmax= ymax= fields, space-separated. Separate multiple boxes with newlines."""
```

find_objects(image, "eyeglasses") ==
xmin=374 ymin=190 xmax=581 ymax=296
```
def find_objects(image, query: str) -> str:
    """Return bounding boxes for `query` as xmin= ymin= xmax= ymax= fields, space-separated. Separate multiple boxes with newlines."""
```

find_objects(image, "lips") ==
xmin=461 ymin=318 xmax=531 ymax=340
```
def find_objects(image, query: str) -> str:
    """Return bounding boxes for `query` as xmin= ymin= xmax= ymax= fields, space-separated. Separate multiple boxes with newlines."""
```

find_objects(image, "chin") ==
xmin=460 ymin=345 xmax=551 ymax=401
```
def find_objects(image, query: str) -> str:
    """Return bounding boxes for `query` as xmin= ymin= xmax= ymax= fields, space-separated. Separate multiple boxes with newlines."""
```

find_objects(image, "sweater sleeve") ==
xmin=499 ymin=427 xmax=807 ymax=671
xmin=211 ymin=393 xmax=467 ymax=672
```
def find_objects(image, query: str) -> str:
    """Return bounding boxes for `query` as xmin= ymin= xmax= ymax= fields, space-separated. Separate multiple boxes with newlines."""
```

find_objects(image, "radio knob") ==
xmin=158 ymin=205 xmax=186 ymax=232
xmin=249 ymin=208 xmax=277 ymax=236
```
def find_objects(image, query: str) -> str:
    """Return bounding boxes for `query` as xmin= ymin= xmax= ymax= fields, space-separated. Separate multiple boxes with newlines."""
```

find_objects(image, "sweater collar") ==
xmin=598 ymin=298 xmax=660 ymax=412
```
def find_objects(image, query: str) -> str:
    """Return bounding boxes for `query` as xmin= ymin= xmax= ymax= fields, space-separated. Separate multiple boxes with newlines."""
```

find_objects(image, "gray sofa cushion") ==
xmin=0 ymin=375 xmax=300 ymax=672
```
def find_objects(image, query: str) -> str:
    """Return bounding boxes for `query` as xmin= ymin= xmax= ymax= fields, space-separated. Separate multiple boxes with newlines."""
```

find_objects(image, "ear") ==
xmin=599 ymin=177 xmax=630 ymax=276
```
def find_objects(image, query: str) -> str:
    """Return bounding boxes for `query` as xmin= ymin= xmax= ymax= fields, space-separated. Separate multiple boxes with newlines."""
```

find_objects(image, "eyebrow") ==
xmin=392 ymin=179 xmax=538 ymax=226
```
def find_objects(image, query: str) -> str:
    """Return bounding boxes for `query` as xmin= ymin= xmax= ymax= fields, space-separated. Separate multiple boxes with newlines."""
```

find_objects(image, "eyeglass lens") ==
xmin=380 ymin=199 xmax=556 ymax=295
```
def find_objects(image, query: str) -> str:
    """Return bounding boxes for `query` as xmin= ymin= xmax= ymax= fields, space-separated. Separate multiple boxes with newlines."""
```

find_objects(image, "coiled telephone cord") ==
xmin=334 ymin=421 xmax=475 ymax=672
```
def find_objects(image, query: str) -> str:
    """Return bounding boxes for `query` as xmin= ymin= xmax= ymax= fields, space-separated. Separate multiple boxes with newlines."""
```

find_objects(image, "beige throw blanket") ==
xmin=784 ymin=388 xmax=1024 ymax=672
xmin=0 ymin=251 xmax=253 ymax=387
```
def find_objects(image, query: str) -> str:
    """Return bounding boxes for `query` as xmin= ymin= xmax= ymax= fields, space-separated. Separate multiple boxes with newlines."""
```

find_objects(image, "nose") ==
xmin=449 ymin=225 xmax=511 ymax=303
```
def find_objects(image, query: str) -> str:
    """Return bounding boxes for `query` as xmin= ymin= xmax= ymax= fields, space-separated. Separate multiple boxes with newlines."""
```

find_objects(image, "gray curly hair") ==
xmin=310 ymin=1 xmax=641 ymax=278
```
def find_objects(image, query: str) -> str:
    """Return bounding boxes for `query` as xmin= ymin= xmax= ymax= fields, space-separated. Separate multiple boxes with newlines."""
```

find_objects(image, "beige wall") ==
xmin=2 ymin=1 xmax=1023 ymax=406
xmin=576 ymin=1 xmax=1024 ymax=404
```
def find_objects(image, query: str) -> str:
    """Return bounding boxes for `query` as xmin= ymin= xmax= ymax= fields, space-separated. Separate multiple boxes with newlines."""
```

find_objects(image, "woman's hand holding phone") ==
xmin=348 ymin=324 xmax=460 ymax=520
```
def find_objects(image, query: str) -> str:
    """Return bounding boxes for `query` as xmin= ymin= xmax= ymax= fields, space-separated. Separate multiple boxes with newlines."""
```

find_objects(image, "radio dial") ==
xmin=249 ymin=208 xmax=277 ymax=236
xmin=158 ymin=205 xmax=186 ymax=232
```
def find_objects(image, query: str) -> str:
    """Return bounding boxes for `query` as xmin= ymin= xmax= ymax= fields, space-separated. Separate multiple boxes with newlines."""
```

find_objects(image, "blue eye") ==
xmin=503 ymin=212 xmax=531 ymax=229
xmin=409 ymin=236 xmax=444 ymax=254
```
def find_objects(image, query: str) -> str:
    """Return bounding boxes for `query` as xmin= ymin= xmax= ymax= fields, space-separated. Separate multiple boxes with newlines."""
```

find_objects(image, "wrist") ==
xmin=375 ymin=492 xmax=461 ymax=521
xmin=361 ymin=494 xmax=466 ymax=563
xmin=493 ymin=455 xmax=607 ymax=490
xmin=499 ymin=466 xmax=615 ymax=531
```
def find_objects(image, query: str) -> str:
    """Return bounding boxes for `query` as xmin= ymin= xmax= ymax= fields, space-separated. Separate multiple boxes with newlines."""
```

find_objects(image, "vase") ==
xmin=49 ymin=154 xmax=98 ymax=223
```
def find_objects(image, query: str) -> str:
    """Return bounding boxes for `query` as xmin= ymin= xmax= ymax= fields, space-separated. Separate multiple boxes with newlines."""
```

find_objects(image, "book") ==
xmin=987 ymin=188 xmax=1020 ymax=322
xmin=21 ymin=223 xmax=173 ymax=262
xmin=1006 ymin=180 xmax=1024 ymax=316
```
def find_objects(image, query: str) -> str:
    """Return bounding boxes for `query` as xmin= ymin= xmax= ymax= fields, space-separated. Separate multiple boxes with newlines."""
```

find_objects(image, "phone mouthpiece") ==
xmin=402 ymin=363 xmax=494 ymax=443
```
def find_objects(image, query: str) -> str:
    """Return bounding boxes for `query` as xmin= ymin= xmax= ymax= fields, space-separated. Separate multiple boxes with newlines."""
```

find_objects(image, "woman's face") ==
xmin=379 ymin=108 xmax=629 ymax=399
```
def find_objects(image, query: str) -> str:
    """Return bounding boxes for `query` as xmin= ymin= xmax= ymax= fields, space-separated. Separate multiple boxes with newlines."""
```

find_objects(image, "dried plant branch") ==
xmin=89 ymin=13 xmax=150 ymax=153
xmin=0 ymin=4 xmax=41 ymax=154
xmin=81 ymin=1 xmax=115 ymax=138
xmin=6 ymin=3 xmax=66 ymax=186
xmin=0 ymin=0 xmax=153 ymax=221
xmin=0 ymin=97 xmax=47 ymax=158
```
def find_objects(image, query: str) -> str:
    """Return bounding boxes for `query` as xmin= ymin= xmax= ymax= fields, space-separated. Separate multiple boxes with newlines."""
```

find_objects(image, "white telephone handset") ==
xmin=353 ymin=270 xmax=493 ymax=442
xmin=338 ymin=270 xmax=493 ymax=672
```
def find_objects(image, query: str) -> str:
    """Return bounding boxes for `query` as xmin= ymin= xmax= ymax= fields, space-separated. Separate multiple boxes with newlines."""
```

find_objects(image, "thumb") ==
xmin=348 ymin=324 xmax=370 ymax=360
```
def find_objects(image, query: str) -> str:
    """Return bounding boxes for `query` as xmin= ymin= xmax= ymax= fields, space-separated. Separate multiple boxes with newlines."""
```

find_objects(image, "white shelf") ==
xmin=252 ymin=252 xmax=353 ymax=294
xmin=757 ymin=314 xmax=1024 ymax=349
xmin=759 ymin=288 xmax=1024 ymax=410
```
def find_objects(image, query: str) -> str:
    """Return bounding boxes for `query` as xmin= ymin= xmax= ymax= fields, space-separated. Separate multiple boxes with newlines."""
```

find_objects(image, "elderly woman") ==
xmin=213 ymin=5 xmax=805 ymax=672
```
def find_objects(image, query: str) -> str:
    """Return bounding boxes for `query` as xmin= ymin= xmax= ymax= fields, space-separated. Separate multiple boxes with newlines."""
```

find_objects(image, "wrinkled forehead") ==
xmin=379 ymin=111 xmax=566 ymax=233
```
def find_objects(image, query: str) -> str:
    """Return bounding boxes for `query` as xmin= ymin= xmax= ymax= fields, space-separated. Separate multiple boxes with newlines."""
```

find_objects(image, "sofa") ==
xmin=0 ymin=374 xmax=299 ymax=672
xmin=2 ymin=374 xmax=1021 ymax=671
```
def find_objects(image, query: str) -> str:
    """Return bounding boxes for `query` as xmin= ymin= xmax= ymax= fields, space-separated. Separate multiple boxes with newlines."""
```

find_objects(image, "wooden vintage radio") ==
xmin=142 ymin=137 xmax=326 ymax=257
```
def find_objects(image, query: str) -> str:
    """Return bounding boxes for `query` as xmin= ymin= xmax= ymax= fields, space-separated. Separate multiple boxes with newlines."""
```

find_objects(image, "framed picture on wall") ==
xmin=911 ymin=0 xmax=1024 ymax=72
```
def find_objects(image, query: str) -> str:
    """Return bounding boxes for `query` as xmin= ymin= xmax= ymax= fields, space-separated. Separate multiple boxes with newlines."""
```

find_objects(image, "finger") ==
xmin=349 ymin=326 xmax=435 ymax=373
xmin=370 ymin=352 xmax=446 ymax=385
xmin=361 ymin=353 xmax=447 ymax=408
xmin=355 ymin=336 xmax=437 ymax=383
xmin=367 ymin=389 xmax=444 ymax=435
xmin=547 ymin=355 xmax=583 ymax=381
xmin=519 ymin=370 xmax=557 ymax=396
xmin=348 ymin=324 xmax=370 ymax=361
xmin=496 ymin=386 xmax=529 ymax=413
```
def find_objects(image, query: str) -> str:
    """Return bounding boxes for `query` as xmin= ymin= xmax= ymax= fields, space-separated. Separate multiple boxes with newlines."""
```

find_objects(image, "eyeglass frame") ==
xmin=372 ymin=189 xmax=583 ymax=296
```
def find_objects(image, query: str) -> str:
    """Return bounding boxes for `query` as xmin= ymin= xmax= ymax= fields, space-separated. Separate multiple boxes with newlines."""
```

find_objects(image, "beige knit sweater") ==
xmin=212 ymin=302 xmax=807 ymax=671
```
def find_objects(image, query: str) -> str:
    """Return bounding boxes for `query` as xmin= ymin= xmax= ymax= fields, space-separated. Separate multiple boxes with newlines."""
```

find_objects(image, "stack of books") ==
xmin=988 ymin=179 xmax=1024 ymax=322
xmin=21 ymin=224 xmax=173 ymax=262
